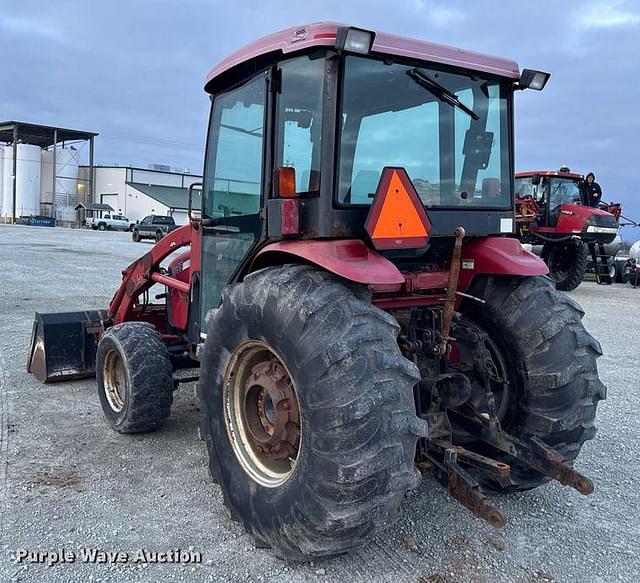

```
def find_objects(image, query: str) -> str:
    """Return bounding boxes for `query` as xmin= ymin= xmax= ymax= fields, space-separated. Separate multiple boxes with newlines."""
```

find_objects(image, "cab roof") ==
xmin=517 ymin=170 xmax=584 ymax=181
xmin=205 ymin=22 xmax=520 ymax=91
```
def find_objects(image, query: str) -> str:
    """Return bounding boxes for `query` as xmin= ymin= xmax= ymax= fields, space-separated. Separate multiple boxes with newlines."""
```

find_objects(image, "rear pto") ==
xmin=27 ymin=24 xmax=605 ymax=559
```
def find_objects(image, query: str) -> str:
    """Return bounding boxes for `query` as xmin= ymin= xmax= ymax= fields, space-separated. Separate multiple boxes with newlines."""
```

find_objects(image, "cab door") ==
xmin=199 ymin=71 xmax=268 ymax=327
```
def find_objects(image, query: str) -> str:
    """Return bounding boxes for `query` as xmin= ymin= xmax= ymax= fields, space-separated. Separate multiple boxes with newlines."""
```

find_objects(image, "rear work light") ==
xmin=335 ymin=27 xmax=375 ymax=54
xmin=519 ymin=69 xmax=551 ymax=91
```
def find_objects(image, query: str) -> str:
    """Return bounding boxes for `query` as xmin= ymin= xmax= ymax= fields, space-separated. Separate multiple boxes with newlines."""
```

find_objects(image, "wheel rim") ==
xmin=451 ymin=320 xmax=511 ymax=423
xmin=102 ymin=348 xmax=127 ymax=412
xmin=480 ymin=334 xmax=510 ymax=421
xmin=223 ymin=341 xmax=301 ymax=488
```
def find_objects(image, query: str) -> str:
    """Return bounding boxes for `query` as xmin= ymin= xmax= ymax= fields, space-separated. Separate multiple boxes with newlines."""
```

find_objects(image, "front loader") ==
xmin=27 ymin=23 xmax=605 ymax=559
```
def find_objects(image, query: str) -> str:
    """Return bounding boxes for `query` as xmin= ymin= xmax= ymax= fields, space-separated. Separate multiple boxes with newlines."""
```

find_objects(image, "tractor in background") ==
xmin=515 ymin=168 xmax=621 ymax=290
xmin=27 ymin=24 xmax=605 ymax=559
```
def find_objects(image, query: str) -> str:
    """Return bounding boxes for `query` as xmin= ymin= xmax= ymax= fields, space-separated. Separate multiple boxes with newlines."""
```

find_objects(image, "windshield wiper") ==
xmin=407 ymin=68 xmax=480 ymax=121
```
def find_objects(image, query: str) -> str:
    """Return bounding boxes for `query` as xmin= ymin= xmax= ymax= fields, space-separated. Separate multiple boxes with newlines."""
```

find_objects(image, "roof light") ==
xmin=519 ymin=69 xmax=551 ymax=91
xmin=335 ymin=27 xmax=374 ymax=54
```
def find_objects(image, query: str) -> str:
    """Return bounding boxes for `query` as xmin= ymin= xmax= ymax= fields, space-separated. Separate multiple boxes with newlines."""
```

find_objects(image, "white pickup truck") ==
xmin=89 ymin=213 xmax=135 ymax=232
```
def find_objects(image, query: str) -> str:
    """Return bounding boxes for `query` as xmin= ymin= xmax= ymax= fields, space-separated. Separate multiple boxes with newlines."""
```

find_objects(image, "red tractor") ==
xmin=515 ymin=169 xmax=620 ymax=290
xmin=27 ymin=24 xmax=605 ymax=559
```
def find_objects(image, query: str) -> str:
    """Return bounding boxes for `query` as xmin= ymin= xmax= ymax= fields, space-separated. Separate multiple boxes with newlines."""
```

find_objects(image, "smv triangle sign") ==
xmin=365 ymin=167 xmax=432 ymax=250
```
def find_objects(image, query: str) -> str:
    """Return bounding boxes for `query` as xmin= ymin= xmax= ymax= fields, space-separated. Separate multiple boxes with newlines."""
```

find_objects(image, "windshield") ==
xmin=549 ymin=177 xmax=583 ymax=206
xmin=337 ymin=56 xmax=512 ymax=208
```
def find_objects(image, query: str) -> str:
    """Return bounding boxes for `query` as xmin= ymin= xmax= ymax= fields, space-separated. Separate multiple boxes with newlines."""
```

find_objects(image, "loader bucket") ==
xmin=27 ymin=310 xmax=108 ymax=383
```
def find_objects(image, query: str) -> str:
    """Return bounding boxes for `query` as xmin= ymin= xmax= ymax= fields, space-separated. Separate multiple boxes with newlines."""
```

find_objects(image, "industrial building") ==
xmin=0 ymin=121 xmax=96 ymax=224
xmin=0 ymin=120 xmax=202 ymax=227
xmin=78 ymin=165 xmax=202 ymax=225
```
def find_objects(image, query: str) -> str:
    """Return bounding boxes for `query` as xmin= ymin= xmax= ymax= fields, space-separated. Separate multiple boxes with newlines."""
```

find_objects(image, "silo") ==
xmin=40 ymin=149 xmax=54 ymax=212
xmin=54 ymin=147 xmax=79 ymax=222
xmin=0 ymin=148 xmax=4 ymax=217
xmin=14 ymin=144 xmax=41 ymax=217
xmin=2 ymin=146 xmax=13 ymax=220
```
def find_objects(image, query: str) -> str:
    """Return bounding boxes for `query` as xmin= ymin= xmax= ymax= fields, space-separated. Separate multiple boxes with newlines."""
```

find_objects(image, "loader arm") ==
xmin=109 ymin=223 xmax=200 ymax=326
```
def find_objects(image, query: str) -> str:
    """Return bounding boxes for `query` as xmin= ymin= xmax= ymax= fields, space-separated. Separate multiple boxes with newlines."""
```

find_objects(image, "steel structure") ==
xmin=0 ymin=121 xmax=98 ymax=222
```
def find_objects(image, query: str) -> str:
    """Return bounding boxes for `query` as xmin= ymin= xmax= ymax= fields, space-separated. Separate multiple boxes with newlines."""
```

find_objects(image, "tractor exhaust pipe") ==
xmin=27 ymin=310 xmax=108 ymax=383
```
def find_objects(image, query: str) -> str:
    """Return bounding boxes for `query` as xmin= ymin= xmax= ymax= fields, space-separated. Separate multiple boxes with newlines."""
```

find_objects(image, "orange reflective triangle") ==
xmin=365 ymin=167 xmax=432 ymax=250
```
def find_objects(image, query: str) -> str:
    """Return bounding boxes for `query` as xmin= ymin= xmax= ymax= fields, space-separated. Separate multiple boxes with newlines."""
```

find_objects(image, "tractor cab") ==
xmin=198 ymin=23 xmax=552 ymax=326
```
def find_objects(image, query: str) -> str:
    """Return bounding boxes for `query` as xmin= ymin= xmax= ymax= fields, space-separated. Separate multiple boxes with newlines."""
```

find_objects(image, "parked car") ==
xmin=132 ymin=215 xmax=177 ymax=242
xmin=90 ymin=213 xmax=135 ymax=232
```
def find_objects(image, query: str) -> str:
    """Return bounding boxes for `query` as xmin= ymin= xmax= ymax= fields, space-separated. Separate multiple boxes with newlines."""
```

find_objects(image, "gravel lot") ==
xmin=0 ymin=223 xmax=638 ymax=583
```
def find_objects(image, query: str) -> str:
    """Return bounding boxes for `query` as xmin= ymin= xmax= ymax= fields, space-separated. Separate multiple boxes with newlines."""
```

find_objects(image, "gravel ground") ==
xmin=0 ymin=223 xmax=638 ymax=583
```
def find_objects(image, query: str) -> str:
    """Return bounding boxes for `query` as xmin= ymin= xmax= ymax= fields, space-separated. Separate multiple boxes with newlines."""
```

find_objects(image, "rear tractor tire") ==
xmin=198 ymin=265 xmax=427 ymax=560
xmin=466 ymin=276 xmax=606 ymax=492
xmin=542 ymin=239 xmax=588 ymax=291
xmin=96 ymin=322 xmax=174 ymax=433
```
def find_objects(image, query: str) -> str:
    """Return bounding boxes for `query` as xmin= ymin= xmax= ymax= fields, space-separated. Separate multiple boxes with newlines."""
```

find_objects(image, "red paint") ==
xmin=373 ymin=295 xmax=443 ymax=310
xmin=554 ymin=204 xmax=615 ymax=233
xmin=404 ymin=270 xmax=449 ymax=292
xmin=516 ymin=170 xmax=584 ymax=180
xmin=280 ymin=199 xmax=300 ymax=236
xmin=205 ymin=22 xmax=520 ymax=91
xmin=252 ymin=239 xmax=404 ymax=286
xmin=457 ymin=236 xmax=548 ymax=291
xmin=110 ymin=224 xmax=195 ymax=326
xmin=151 ymin=273 xmax=190 ymax=294
xmin=167 ymin=250 xmax=191 ymax=332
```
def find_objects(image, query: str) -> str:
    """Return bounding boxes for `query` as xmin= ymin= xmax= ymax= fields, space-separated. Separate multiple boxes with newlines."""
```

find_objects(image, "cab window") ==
xmin=204 ymin=74 xmax=265 ymax=219
xmin=274 ymin=53 xmax=325 ymax=194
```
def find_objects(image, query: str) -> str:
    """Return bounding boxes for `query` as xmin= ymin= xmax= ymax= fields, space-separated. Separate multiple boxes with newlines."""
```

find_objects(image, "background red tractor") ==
xmin=515 ymin=168 xmax=622 ymax=290
xmin=27 ymin=24 xmax=605 ymax=559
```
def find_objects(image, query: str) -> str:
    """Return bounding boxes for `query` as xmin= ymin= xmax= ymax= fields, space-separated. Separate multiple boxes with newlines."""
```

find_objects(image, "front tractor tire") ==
xmin=198 ymin=266 xmax=427 ymax=560
xmin=542 ymin=239 xmax=588 ymax=291
xmin=96 ymin=322 xmax=174 ymax=433
xmin=467 ymin=276 xmax=606 ymax=491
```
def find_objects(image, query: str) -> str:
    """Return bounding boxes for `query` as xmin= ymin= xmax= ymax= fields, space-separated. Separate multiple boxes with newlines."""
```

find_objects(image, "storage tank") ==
xmin=40 ymin=149 xmax=54 ymax=210
xmin=2 ymin=146 xmax=13 ymax=220
xmin=630 ymin=240 xmax=640 ymax=262
xmin=40 ymin=147 xmax=80 ymax=222
xmin=54 ymin=147 xmax=79 ymax=222
xmin=0 ymin=147 xmax=4 ymax=217
xmin=17 ymin=144 xmax=41 ymax=217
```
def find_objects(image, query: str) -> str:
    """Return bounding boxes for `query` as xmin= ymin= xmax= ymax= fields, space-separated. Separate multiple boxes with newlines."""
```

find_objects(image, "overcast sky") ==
xmin=1 ymin=0 xmax=639 ymax=238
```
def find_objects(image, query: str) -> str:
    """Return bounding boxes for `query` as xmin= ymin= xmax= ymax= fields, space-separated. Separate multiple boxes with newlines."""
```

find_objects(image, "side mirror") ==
xmin=531 ymin=174 xmax=541 ymax=186
xmin=188 ymin=182 xmax=203 ymax=220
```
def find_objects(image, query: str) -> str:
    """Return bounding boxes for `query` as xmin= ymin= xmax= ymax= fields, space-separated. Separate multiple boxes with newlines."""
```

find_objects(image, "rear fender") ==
xmin=250 ymin=240 xmax=404 ymax=288
xmin=458 ymin=236 xmax=549 ymax=291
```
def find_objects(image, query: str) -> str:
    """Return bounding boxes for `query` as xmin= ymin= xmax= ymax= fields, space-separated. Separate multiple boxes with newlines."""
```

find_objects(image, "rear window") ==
xmin=153 ymin=216 xmax=174 ymax=225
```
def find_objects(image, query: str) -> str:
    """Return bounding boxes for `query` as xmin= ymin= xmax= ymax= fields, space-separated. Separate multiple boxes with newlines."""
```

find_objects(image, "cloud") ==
xmin=0 ymin=16 xmax=66 ymax=43
xmin=411 ymin=1 xmax=466 ymax=26
xmin=578 ymin=0 xmax=640 ymax=28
